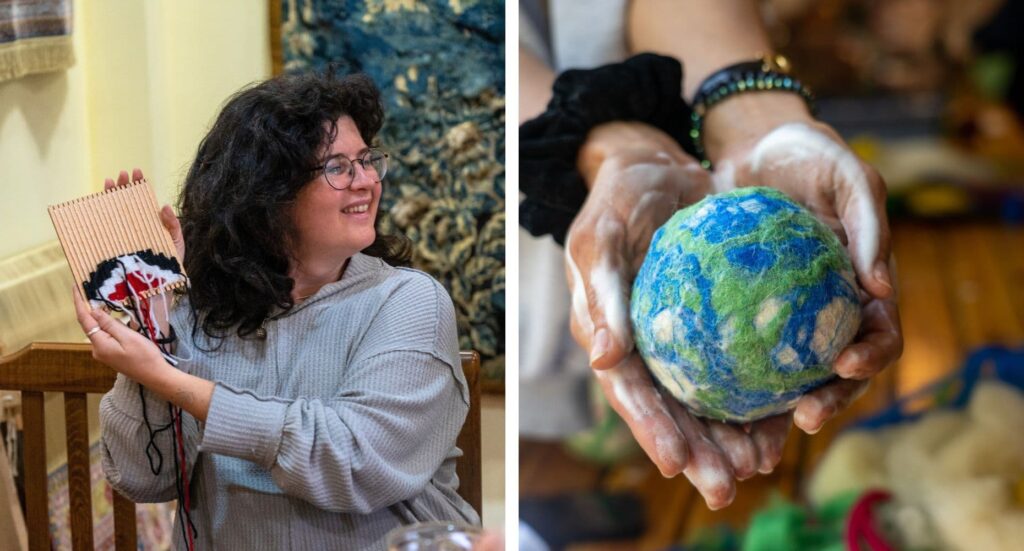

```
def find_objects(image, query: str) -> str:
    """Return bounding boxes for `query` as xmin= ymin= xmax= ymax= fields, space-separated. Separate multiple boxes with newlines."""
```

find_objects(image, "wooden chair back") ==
xmin=456 ymin=350 xmax=482 ymax=515
xmin=0 ymin=343 xmax=131 ymax=551
xmin=0 ymin=343 xmax=484 ymax=550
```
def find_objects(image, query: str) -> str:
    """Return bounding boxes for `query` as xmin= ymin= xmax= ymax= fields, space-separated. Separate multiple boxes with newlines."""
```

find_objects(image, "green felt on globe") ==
xmin=630 ymin=187 xmax=861 ymax=422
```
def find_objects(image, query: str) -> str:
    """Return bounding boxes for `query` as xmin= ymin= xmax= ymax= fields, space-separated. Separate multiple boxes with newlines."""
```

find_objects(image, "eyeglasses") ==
xmin=311 ymin=149 xmax=389 ymax=190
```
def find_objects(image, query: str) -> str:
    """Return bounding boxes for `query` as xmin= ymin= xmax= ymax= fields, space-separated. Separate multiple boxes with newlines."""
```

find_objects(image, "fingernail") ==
xmin=836 ymin=350 xmax=862 ymax=377
xmin=794 ymin=409 xmax=822 ymax=434
xmin=660 ymin=463 xmax=683 ymax=478
xmin=590 ymin=328 xmax=610 ymax=365
xmin=706 ymin=493 xmax=734 ymax=511
xmin=873 ymin=261 xmax=892 ymax=292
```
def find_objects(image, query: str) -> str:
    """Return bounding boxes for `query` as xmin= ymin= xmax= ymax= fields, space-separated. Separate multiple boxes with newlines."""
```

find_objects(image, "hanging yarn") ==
xmin=83 ymin=249 xmax=197 ymax=549
xmin=630 ymin=187 xmax=861 ymax=422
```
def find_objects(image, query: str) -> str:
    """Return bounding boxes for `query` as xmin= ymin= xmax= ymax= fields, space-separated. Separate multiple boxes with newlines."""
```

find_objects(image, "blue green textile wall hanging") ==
xmin=278 ymin=0 xmax=505 ymax=388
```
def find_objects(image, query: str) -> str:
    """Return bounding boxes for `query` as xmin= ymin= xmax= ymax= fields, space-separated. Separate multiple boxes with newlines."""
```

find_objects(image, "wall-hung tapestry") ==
xmin=274 ymin=0 xmax=505 ymax=390
xmin=0 ymin=0 xmax=75 ymax=82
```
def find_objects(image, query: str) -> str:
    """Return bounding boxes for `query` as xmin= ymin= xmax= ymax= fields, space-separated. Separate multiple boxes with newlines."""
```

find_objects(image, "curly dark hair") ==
xmin=179 ymin=69 xmax=411 ymax=341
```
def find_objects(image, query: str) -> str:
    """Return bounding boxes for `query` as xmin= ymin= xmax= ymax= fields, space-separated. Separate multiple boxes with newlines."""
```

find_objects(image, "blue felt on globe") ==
xmin=630 ymin=187 xmax=861 ymax=422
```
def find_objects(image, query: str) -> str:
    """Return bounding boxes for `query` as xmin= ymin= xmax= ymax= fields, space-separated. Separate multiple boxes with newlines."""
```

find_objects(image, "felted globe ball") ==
xmin=630 ymin=187 xmax=862 ymax=422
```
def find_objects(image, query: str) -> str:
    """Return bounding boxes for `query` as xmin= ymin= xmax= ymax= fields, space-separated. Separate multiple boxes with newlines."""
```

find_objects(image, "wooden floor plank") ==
xmin=968 ymin=224 xmax=1024 ymax=337
xmin=998 ymin=226 xmax=1024 ymax=318
xmin=944 ymin=223 xmax=1024 ymax=347
xmin=889 ymin=222 xmax=962 ymax=395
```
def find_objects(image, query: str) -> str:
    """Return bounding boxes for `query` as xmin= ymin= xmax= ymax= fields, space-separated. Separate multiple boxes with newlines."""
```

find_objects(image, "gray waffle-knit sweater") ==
xmin=99 ymin=253 xmax=479 ymax=550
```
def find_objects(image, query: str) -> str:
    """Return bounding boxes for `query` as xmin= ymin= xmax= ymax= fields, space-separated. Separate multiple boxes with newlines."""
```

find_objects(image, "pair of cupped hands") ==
xmin=564 ymin=120 xmax=903 ymax=509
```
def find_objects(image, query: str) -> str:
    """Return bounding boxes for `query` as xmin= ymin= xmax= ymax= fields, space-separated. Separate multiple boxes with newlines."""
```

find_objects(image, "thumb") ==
xmin=90 ymin=309 xmax=132 ymax=341
xmin=87 ymin=309 xmax=128 ymax=354
xmin=565 ymin=225 xmax=633 ymax=370
xmin=159 ymin=205 xmax=185 ymax=257
xmin=584 ymin=258 xmax=633 ymax=369
xmin=836 ymin=163 xmax=893 ymax=300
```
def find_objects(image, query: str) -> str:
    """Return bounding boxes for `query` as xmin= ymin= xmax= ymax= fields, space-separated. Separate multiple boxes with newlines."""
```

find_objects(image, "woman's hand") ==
xmin=567 ymin=122 xmax=711 ymax=367
xmin=73 ymin=286 xmax=169 ymax=382
xmin=792 ymin=292 xmax=901 ymax=433
xmin=704 ymin=95 xmax=904 ymax=433
xmin=591 ymin=354 xmax=792 ymax=509
xmin=564 ymin=122 xmax=795 ymax=509
xmin=105 ymin=168 xmax=185 ymax=262
xmin=73 ymin=286 xmax=215 ymax=421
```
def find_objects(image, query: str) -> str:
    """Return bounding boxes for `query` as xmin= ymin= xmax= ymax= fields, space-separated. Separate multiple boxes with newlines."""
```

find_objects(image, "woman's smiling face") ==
xmin=290 ymin=116 xmax=381 ymax=262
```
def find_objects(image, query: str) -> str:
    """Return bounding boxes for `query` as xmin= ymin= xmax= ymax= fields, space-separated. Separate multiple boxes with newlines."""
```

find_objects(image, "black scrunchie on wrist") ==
xmin=520 ymin=53 xmax=695 ymax=245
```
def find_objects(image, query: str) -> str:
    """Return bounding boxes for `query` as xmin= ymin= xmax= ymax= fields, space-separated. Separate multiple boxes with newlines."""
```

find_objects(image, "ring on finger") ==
xmin=86 ymin=326 xmax=101 ymax=338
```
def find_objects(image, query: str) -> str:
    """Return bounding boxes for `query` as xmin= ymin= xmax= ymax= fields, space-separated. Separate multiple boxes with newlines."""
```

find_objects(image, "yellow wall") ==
xmin=0 ymin=6 xmax=91 ymax=261
xmin=0 ymin=0 xmax=271 ymax=261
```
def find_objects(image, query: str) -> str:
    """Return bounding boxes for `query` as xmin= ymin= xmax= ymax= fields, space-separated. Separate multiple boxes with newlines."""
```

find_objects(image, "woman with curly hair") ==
xmin=73 ymin=70 xmax=478 ymax=549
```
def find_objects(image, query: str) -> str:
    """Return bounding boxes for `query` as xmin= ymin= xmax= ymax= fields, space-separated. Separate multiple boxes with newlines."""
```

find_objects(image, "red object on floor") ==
xmin=845 ymin=489 xmax=894 ymax=551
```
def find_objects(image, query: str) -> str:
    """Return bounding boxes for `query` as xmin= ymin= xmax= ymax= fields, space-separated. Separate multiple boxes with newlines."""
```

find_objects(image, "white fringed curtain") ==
xmin=0 ymin=0 xmax=75 ymax=82
xmin=0 ymin=240 xmax=80 ymax=355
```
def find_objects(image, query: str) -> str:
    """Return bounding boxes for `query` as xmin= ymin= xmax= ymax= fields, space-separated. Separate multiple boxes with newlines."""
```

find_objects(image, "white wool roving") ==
xmin=885 ymin=410 xmax=969 ymax=505
xmin=967 ymin=380 xmax=1024 ymax=437
xmin=808 ymin=379 xmax=1024 ymax=551
xmin=932 ymin=382 xmax=1024 ymax=483
xmin=927 ymin=478 xmax=1024 ymax=551
xmin=807 ymin=430 xmax=887 ymax=502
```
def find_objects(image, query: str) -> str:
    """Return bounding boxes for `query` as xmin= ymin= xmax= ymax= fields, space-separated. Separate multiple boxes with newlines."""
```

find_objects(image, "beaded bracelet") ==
xmin=690 ymin=55 xmax=816 ymax=169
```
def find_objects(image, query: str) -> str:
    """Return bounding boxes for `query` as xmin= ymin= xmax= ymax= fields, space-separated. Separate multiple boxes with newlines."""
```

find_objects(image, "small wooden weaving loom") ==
xmin=48 ymin=179 xmax=187 ymax=308
xmin=47 ymin=179 xmax=199 ymax=549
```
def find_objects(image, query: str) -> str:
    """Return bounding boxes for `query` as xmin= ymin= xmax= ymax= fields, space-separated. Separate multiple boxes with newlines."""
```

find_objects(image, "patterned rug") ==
xmin=277 ymin=0 xmax=506 ymax=389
